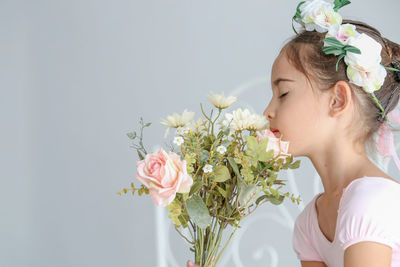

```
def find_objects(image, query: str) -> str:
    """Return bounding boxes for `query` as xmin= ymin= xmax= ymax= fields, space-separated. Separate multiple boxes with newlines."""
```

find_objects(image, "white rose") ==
xmin=346 ymin=63 xmax=387 ymax=93
xmin=300 ymin=0 xmax=342 ymax=33
xmin=344 ymin=33 xmax=382 ymax=70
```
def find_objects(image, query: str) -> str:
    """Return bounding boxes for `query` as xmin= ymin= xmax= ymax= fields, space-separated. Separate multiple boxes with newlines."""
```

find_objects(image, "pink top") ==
xmin=292 ymin=176 xmax=400 ymax=266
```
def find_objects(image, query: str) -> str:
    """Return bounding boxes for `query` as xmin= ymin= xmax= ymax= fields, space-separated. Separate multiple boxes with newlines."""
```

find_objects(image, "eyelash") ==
xmin=279 ymin=92 xmax=289 ymax=99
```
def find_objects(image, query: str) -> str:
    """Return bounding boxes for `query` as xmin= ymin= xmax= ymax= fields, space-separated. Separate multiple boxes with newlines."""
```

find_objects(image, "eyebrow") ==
xmin=272 ymin=78 xmax=295 ymax=87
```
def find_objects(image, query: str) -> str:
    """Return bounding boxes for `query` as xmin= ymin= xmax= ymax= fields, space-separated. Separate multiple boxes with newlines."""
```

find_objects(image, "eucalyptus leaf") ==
xmin=185 ymin=195 xmax=212 ymax=229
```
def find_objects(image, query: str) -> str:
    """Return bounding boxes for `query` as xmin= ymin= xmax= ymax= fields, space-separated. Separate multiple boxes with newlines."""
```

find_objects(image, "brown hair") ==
xmin=280 ymin=19 xmax=400 ymax=160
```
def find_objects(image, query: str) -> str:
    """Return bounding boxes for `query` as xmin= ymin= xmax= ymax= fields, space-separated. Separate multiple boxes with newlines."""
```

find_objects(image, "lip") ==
xmin=270 ymin=127 xmax=279 ymax=133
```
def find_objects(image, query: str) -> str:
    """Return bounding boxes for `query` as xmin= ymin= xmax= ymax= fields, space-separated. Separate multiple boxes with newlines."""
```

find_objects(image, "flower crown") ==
xmin=291 ymin=0 xmax=400 ymax=122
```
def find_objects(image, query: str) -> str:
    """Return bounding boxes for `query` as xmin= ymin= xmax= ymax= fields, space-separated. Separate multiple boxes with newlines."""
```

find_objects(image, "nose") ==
xmin=263 ymin=103 xmax=275 ymax=121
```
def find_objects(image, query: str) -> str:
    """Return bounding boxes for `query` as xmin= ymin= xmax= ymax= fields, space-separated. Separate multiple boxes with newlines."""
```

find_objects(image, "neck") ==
xmin=307 ymin=136 xmax=376 ymax=196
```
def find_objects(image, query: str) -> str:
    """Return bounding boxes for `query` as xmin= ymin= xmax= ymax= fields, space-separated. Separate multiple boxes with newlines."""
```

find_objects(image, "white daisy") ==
xmin=173 ymin=136 xmax=184 ymax=146
xmin=216 ymin=145 xmax=227 ymax=154
xmin=206 ymin=91 xmax=237 ymax=109
xmin=176 ymin=127 xmax=185 ymax=135
xmin=203 ymin=164 xmax=213 ymax=173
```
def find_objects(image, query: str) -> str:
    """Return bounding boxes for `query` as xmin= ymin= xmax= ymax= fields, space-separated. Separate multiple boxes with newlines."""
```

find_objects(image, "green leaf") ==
xmin=385 ymin=66 xmax=400 ymax=72
xmin=189 ymin=180 xmax=203 ymax=196
xmin=216 ymin=186 xmax=228 ymax=198
xmin=185 ymin=195 xmax=212 ymax=229
xmin=323 ymin=37 xmax=345 ymax=48
xmin=335 ymin=54 xmax=346 ymax=71
xmin=127 ymin=131 xmax=137 ymax=139
xmin=343 ymin=45 xmax=361 ymax=54
xmin=144 ymin=122 xmax=152 ymax=127
xmin=288 ymin=159 xmax=301 ymax=169
xmin=264 ymin=193 xmax=285 ymax=205
xmin=292 ymin=1 xmax=306 ymax=34
xmin=238 ymin=184 xmax=262 ymax=208
xmin=322 ymin=48 xmax=344 ymax=55
xmin=333 ymin=0 xmax=351 ymax=12
xmin=227 ymin=157 xmax=245 ymax=184
xmin=255 ymin=194 xmax=268 ymax=205
xmin=214 ymin=165 xmax=231 ymax=182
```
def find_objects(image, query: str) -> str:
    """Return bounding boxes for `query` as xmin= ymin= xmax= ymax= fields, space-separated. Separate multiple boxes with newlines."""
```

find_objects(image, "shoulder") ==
xmin=337 ymin=177 xmax=400 ymax=250
xmin=340 ymin=177 xmax=400 ymax=216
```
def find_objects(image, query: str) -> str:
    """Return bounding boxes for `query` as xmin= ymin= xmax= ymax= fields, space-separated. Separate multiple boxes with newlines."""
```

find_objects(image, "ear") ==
xmin=329 ymin=80 xmax=353 ymax=118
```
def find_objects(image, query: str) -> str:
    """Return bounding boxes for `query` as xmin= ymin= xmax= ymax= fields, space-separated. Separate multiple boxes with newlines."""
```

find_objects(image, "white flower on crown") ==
xmin=299 ymin=0 xmax=342 ymax=33
xmin=325 ymin=23 xmax=359 ymax=46
xmin=344 ymin=33 xmax=387 ymax=92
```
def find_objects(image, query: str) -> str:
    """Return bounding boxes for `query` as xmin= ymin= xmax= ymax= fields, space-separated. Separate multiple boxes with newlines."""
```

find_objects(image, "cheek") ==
xmin=279 ymin=97 xmax=318 ymax=144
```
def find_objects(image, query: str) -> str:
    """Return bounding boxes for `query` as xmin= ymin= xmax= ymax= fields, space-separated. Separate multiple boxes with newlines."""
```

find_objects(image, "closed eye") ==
xmin=279 ymin=92 xmax=289 ymax=98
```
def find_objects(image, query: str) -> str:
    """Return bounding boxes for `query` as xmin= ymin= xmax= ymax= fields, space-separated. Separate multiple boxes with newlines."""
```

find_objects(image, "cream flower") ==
xmin=160 ymin=109 xmax=195 ymax=128
xmin=206 ymin=91 xmax=237 ymax=109
xmin=299 ymin=0 xmax=342 ymax=33
xmin=222 ymin=108 xmax=268 ymax=132
xmin=160 ymin=109 xmax=195 ymax=138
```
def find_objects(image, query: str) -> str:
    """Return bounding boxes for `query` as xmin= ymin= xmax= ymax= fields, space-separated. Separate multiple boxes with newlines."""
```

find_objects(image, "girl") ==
xmin=188 ymin=3 xmax=400 ymax=267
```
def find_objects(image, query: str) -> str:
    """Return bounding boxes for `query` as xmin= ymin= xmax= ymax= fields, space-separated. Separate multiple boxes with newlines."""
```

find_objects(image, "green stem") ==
xmin=211 ymin=108 xmax=222 ymax=137
xmin=214 ymin=223 xmax=240 ymax=264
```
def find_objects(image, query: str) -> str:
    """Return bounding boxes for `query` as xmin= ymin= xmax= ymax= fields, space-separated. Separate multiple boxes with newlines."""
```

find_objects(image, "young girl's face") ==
xmin=263 ymin=49 xmax=330 ymax=157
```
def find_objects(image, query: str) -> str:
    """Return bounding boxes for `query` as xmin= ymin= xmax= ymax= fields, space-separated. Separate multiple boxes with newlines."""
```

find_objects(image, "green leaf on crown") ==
xmin=292 ymin=1 xmax=306 ymax=34
xmin=333 ymin=0 xmax=351 ymax=12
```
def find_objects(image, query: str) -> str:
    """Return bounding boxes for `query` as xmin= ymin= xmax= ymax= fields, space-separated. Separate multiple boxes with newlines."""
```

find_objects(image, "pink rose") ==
xmin=136 ymin=148 xmax=193 ymax=207
xmin=255 ymin=129 xmax=291 ymax=161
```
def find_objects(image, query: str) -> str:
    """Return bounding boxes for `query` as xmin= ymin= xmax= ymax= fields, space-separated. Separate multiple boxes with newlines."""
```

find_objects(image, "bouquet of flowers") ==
xmin=118 ymin=91 xmax=301 ymax=266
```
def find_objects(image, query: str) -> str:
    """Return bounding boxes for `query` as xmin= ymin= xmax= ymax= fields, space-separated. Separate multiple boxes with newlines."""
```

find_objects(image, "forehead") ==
xmin=271 ymin=50 xmax=307 ymax=87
